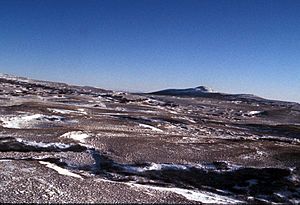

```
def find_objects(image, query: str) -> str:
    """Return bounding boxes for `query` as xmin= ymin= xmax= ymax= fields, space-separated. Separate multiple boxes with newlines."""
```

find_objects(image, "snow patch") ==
xmin=143 ymin=163 xmax=188 ymax=171
xmin=77 ymin=108 xmax=87 ymax=114
xmin=60 ymin=131 xmax=91 ymax=143
xmin=168 ymin=110 xmax=178 ymax=114
xmin=123 ymin=161 xmax=239 ymax=174
xmin=16 ymin=138 xmax=71 ymax=149
xmin=139 ymin=124 xmax=163 ymax=132
xmin=15 ymin=90 xmax=23 ymax=93
xmin=193 ymin=162 xmax=241 ymax=171
xmin=0 ymin=159 xmax=12 ymax=162
xmin=128 ymin=183 xmax=243 ymax=204
xmin=95 ymin=102 xmax=107 ymax=108
xmin=0 ymin=114 xmax=65 ymax=128
xmin=256 ymin=151 xmax=266 ymax=156
xmin=247 ymin=111 xmax=263 ymax=116
xmin=39 ymin=161 xmax=82 ymax=179
xmin=124 ymin=162 xmax=188 ymax=173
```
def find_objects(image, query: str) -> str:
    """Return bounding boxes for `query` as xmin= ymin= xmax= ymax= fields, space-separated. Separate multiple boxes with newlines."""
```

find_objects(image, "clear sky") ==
xmin=0 ymin=0 xmax=299 ymax=102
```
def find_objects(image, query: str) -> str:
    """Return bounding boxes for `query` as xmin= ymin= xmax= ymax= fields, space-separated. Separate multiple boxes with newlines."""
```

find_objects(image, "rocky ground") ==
xmin=0 ymin=73 xmax=299 ymax=204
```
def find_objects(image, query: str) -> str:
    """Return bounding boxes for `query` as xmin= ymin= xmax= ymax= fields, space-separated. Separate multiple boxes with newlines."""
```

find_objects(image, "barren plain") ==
xmin=0 ymin=74 xmax=299 ymax=204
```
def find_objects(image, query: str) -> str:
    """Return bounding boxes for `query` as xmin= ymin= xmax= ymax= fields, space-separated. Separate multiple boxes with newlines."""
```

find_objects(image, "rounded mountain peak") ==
xmin=195 ymin=86 xmax=215 ymax=93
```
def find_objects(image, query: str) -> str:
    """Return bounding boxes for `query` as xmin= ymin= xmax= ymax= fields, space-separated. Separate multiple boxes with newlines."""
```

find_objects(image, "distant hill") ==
xmin=149 ymin=86 xmax=295 ymax=106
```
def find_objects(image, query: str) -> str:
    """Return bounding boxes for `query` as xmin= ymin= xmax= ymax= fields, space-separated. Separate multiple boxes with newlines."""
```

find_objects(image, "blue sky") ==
xmin=0 ymin=0 xmax=299 ymax=102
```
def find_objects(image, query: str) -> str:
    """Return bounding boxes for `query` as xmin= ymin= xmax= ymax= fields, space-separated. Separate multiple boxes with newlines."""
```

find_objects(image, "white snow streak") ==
xmin=48 ymin=108 xmax=87 ymax=115
xmin=124 ymin=162 xmax=188 ymax=173
xmin=139 ymin=124 xmax=163 ymax=132
xmin=39 ymin=161 xmax=82 ymax=179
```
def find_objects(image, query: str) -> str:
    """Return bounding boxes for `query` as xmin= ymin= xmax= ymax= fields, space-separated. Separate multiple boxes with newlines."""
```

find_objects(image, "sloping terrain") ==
xmin=0 ymin=73 xmax=299 ymax=204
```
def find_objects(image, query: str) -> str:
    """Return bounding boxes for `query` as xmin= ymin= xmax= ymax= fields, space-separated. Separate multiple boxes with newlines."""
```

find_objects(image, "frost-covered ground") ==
xmin=0 ymin=73 xmax=299 ymax=204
